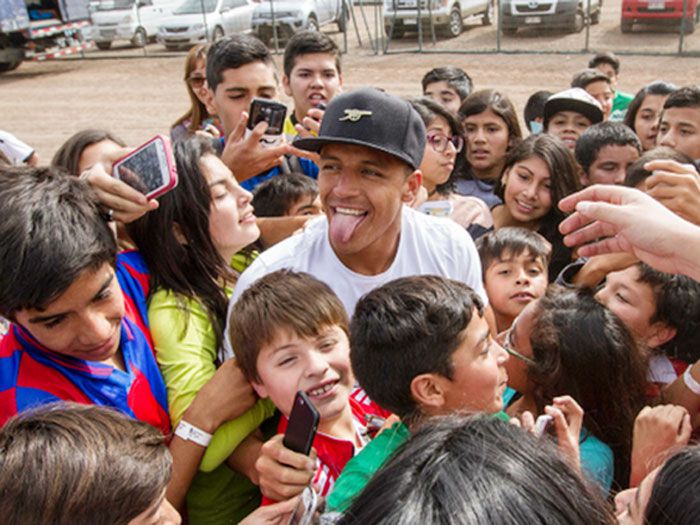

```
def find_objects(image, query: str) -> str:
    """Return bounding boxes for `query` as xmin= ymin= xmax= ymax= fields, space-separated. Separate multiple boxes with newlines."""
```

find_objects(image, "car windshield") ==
xmin=95 ymin=0 xmax=135 ymax=11
xmin=174 ymin=0 xmax=218 ymax=15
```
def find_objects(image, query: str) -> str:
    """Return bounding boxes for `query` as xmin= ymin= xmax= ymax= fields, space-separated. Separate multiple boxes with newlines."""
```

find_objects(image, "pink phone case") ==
xmin=112 ymin=135 xmax=178 ymax=200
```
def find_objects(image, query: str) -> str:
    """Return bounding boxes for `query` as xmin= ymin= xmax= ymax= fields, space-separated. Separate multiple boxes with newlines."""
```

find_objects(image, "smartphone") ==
xmin=419 ymin=200 xmax=454 ymax=218
xmin=534 ymin=414 xmax=554 ymax=438
xmin=247 ymin=98 xmax=287 ymax=147
xmin=112 ymin=135 xmax=177 ymax=199
xmin=283 ymin=391 xmax=320 ymax=456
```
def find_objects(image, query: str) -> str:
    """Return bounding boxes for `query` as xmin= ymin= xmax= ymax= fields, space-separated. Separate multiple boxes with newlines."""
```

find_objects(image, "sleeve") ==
xmin=453 ymin=225 xmax=488 ymax=306
xmin=0 ymin=131 xmax=33 ymax=164
xmin=554 ymin=257 xmax=588 ymax=287
xmin=149 ymin=291 xmax=275 ymax=473
xmin=579 ymin=432 xmax=614 ymax=494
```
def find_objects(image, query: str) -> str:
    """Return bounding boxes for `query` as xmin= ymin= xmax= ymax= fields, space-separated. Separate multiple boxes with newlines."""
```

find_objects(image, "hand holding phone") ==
xmin=112 ymin=135 xmax=178 ymax=200
xmin=284 ymin=391 xmax=320 ymax=456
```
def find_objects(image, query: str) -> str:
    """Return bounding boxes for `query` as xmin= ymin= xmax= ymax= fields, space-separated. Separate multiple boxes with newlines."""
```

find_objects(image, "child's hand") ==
xmin=546 ymin=395 xmax=584 ymax=472
xmin=255 ymin=434 xmax=317 ymax=501
xmin=629 ymin=404 xmax=691 ymax=487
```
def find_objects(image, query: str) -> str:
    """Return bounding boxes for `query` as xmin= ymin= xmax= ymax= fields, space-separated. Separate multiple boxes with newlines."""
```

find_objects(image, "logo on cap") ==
xmin=339 ymin=109 xmax=373 ymax=122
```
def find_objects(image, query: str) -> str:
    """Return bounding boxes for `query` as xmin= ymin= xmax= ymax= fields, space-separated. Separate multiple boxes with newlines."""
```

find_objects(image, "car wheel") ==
xmin=591 ymin=8 xmax=600 ymax=24
xmin=385 ymin=22 xmax=405 ymax=38
xmin=482 ymin=0 xmax=494 ymax=25
xmin=96 ymin=41 xmax=112 ymax=50
xmin=0 ymin=60 xmax=21 ymax=72
xmin=212 ymin=26 xmax=224 ymax=42
xmin=569 ymin=9 xmax=584 ymax=33
xmin=131 ymin=27 xmax=147 ymax=48
xmin=502 ymin=26 xmax=517 ymax=35
xmin=442 ymin=6 xmax=463 ymax=37
xmin=307 ymin=14 xmax=320 ymax=32
xmin=683 ymin=15 xmax=696 ymax=33
xmin=620 ymin=18 xmax=633 ymax=32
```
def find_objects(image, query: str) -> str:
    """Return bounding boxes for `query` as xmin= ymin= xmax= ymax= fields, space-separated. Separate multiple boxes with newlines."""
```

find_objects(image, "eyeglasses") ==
xmin=427 ymin=132 xmax=464 ymax=154
xmin=186 ymin=75 xmax=206 ymax=89
xmin=499 ymin=328 xmax=536 ymax=366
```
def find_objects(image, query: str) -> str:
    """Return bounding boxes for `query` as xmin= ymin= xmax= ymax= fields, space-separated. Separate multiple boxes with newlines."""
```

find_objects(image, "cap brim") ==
xmin=293 ymin=135 xmax=418 ymax=170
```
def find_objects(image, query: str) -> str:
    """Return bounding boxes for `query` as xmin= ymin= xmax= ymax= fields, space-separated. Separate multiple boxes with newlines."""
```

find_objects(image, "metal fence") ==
xmin=75 ymin=0 xmax=700 ymax=60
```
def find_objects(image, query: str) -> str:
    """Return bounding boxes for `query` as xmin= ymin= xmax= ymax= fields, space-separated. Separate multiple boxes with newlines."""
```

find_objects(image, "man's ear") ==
xmin=410 ymin=373 xmax=447 ymax=414
xmin=402 ymin=169 xmax=423 ymax=203
xmin=252 ymin=381 xmax=268 ymax=399
xmin=282 ymin=74 xmax=292 ymax=98
xmin=647 ymin=322 xmax=677 ymax=349
xmin=204 ymin=87 xmax=217 ymax=116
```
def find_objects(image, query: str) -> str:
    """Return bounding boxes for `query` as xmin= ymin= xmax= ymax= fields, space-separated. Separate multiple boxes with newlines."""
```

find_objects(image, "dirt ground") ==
xmin=1 ymin=2 xmax=700 ymax=161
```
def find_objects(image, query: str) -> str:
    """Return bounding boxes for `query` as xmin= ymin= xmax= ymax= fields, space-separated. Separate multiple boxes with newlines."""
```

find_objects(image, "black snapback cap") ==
xmin=294 ymin=87 xmax=427 ymax=170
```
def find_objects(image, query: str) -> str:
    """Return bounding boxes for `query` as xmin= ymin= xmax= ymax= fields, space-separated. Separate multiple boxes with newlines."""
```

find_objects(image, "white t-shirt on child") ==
xmin=224 ymin=206 xmax=486 ymax=357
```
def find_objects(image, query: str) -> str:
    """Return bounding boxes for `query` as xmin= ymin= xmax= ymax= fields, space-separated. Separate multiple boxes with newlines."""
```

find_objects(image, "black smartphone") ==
xmin=283 ymin=391 xmax=320 ymax=455
xmin=247 ymin=98 xmax=287 ymax=147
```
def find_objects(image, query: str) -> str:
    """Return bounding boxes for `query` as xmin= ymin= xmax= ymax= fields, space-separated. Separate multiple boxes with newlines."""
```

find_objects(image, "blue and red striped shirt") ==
xmin=0 ymin=251 xmax=170 ymax=435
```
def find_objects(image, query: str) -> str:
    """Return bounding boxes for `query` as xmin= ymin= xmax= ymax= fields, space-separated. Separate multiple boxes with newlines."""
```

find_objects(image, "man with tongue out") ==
xmin=226 ymin=87 xmax=486 ymax=351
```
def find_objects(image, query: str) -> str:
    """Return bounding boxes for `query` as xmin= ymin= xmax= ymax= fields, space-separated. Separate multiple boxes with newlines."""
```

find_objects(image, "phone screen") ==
xmin=248 ymin=99 xmax=287 ymax=135
xmin=115 ymin=139 xmax=169 ymax=195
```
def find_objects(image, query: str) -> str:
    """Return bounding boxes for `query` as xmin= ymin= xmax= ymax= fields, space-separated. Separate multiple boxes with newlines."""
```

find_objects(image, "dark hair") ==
xmin=477 ymin=227 xmax=552 ymax=279
xmin=127 ymin=136 xmax=236 ymax=353
xmin=252 ymin=173 xmax=319 ymax=217
xmin=172 ymin=44 xmax=211 ymax=135
xmin=338 ymin=415 xmax=616 ymax=525
xmin=283 ymin=30 xmax=341 ymax=77
xmin=623 ymin=81 xmax=678 ymax=133
xmin=459 ymin=89 xmax=523 ymax=149
xmin=529 ymin=287 xmax=647 ymax=488
xmin=206 ymin=34 xmax=274 ymax=93
xmin=410 ymin=97 xmax=464 ymax=195
xmin=0 ymin=402 xmax=171 ymax=525
xmin=230 ymin=270 xmax=348 ymax=383
xmin=421 ymin=66 xmax=473 ymax=101
xmin=0 ymin=167 xmax=116 ymax=318
xmin=664 ymin=85 xmax=700 ymax=111
xmin=588 ymin=51 xmax=621 ymax=75
xmin=636 ymin=263 xmax=700 ymax=363
xmin=645 ymin=446 xmax=700 ymax=525
xmin=623 ymin=146 xmax=693 ymax=188
xmin=571 ymin=68 xmax=612 ymax=90
xmin=51 ymin=129 xmax=127 ymax=176
xmin=350 ymin=276 xmax=483 ymax=422
xmin=575 ymin=121 xmax=642 ymax=174
xmin=524 ymin=90 xmax=553 ymax=131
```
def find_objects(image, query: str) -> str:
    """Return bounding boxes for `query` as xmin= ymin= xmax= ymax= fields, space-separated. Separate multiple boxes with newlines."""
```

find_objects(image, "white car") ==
xmin=89 ymin=0 xmax=181 ymax=49
xmin=252 ymin=0 xmax=347 ymax=44
xmin=157 ymin=0 xmax=254 ymax=50
xmin=384 ymin=0 xmax=494 ymax=38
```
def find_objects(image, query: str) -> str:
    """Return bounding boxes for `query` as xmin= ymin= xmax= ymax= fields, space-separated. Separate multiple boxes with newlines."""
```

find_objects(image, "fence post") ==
xmin=679 ymin=0 xmax=688 ymax=55
xmin=584 ymin=0 xmax=591 ymax=52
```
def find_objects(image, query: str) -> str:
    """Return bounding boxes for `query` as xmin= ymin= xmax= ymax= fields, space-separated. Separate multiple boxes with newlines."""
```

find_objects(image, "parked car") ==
xmin=157 ymin=0 xmax=254 ymax=50
xmin=383 ymin=0 xmax=494 ymax=39
xmin=88 ymin=0 xmax=180 ymax=49
xmin=621 ymin=0 xmax=700 ymax=33
xmin=252 ymin=0 xmax=347 ymax=44
xmin=500 ymin=0 xmax=600 ymax=34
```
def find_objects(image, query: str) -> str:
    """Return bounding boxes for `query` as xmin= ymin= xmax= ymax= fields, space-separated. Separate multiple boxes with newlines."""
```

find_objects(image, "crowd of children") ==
xmin=2 ymin=29 xmax=700 ymax=525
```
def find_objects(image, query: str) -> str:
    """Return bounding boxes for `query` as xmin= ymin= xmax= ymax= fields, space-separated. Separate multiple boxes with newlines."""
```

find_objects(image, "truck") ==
xmin=0 ymin=0 xmax=93 ymax=72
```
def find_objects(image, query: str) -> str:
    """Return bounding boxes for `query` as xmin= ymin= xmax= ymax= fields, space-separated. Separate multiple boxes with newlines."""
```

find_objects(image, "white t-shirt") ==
xmin=225 ymin=206 xmax=486 ymax=356
xmin=0 ymin=131 xmax=33 ymax=165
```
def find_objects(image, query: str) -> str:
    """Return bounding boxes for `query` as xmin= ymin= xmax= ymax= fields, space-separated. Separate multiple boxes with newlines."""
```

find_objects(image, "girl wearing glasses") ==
xmin=501 ymin=287 xmax=647 ymax=494
xmin=171 ymin=44 xmax=222 ymax=143
xmin=410 ymin=98 xmax=493 ymax=232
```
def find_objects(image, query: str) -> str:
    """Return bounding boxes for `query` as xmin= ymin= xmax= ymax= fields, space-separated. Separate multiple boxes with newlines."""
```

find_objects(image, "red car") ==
xmin=621 ymin=0 xmax=700 ymax=32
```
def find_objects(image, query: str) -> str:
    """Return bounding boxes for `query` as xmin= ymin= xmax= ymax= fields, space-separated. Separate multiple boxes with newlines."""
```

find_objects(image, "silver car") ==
xmin=384 ymin=0 xmax=494 ymax=38
xmin=252 ymin=0 xmax=347 ymax=44
xmin=157 ymin=0 xmax=255 ymax=50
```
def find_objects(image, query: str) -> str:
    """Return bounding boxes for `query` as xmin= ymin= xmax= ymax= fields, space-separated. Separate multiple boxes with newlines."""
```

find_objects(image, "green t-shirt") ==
xmin=611 ymin=90 xmax=634 ymax=122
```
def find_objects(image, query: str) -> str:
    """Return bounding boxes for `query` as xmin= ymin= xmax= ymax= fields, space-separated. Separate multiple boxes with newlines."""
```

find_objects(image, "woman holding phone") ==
xmin=127 ymin=135 xmax=274 ymax=523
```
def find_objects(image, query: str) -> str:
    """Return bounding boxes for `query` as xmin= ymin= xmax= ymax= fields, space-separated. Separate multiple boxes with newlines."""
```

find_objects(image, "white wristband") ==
xmin=174 ymin=420 xmax=213 ymax=447
xmin=683 ymin=366 xmax=700 ymax=396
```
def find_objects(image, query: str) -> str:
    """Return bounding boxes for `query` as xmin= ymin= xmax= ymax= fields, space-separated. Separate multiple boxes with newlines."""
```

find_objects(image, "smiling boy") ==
xmin=282 ymin=31 xmax=343 ymax=142
xmin=0 ymin=167 xmax=169 ymax=434
xmin=227 ymin=87 xmax=486 ymax=324
xmin=229 ymin=270 xmax=389 ymax=502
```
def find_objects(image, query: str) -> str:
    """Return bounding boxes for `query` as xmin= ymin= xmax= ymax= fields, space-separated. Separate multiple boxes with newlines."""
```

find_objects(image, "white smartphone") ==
xmin=112 ymin=135 xmax=178 ymax=199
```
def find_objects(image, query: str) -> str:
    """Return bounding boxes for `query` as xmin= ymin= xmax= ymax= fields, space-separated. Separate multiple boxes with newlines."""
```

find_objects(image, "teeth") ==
xmin=336 ymin=207 xmax=365 ymax=216
xmin=309 ymin=383 xmax=334 ymax=396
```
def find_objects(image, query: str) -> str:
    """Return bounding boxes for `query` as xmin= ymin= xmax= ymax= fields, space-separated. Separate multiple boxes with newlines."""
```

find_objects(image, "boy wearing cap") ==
xmin=544 ymin=87 xmax=604 ymax=151
xmin=226 ymin=87 xmax=487 ymax=324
